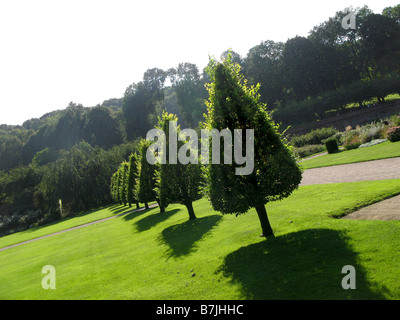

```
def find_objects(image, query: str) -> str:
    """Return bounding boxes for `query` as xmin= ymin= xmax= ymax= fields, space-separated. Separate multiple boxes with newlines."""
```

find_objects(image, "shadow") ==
xmin=217 ymin=229 xmax=388 ymax=299
xmin=160 ymin=215 xmax=222 ymax=258
xmin=122 ymin=204 xmax=160 ymax=222
xmin=109 ymin=205 xmax=136 ymax=215
xmin=134 ymin=208 xmax=181 ymax=232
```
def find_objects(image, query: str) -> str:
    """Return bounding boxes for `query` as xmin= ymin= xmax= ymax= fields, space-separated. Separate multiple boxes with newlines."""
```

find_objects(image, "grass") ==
xmin=345 ymin=94 xmax=400 ymax=109
xmin=301 ymin=141 xmax=400 ymax=169
xmin=1 ymin=179 xmax=400 ymax=299
xmin=0 ymin=204 xmax=137 ymax=249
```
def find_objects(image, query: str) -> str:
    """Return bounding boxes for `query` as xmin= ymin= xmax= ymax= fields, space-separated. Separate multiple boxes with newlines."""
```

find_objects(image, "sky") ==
xmin=0 ymin=0 xmax=399 ymax=126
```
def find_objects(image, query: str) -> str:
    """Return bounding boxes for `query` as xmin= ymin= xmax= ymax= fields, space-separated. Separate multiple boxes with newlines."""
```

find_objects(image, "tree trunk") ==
xmin=156 ymin=199 xmax=165 ymax=213
xmin=145 ymin=202 xmax=149 ymax=210
xmin=254 ymin=203 xmax=274 ymax=237
xmin=136 ymin=202 xmax=140 ymax=209
xmin=185 ymin=202 xmax=197 ymax=220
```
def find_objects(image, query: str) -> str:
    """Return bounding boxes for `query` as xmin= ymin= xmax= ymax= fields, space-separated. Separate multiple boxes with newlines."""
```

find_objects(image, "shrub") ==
xmin=358 ymin=122 xmax=386 ymax=144
xmin=290 ymin=127 xmax=338 ymax=147
xmin=343 ymin=136 xmax=362 ymax=150
xmin=387 ymin=126 xmax=400 ymax=142
xmin=293 ymin=144 xmax=325 ymax=158
xmin=390 ymin=114 xmax=400 ymax=126
xmin=325 ymin=138 xmax=339 ymax=154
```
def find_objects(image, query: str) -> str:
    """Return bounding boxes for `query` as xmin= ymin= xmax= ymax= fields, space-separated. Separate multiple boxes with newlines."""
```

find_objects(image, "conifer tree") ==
xmin=156 ymin=112 xmax=202 ymax=220
xmin=137 ymin=139 xmax=165 ymax=212
xmin=127 ymin=153 xmax=140 ymax=208
xmin=203 ymin=55 xmax=302 ymax=237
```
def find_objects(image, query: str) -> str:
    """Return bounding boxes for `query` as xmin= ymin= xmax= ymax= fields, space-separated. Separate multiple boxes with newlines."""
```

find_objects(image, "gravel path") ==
xmin=300 ymin=157 xmax=400 ymax=221
xmin=300 ymin=157 xmax=400 ymax=186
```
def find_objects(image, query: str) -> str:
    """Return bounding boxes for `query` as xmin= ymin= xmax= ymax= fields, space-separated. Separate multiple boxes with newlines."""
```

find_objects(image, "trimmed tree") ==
xmin=137 ymin=139 xmax=165 ymax=212
xmin=203 ymin=55 xmax=302 ymax=237
xmin=156 ymin=112 xmax=202 ymax=220
xmin=110 ymin=171 xmax=119 ymax=203
xmin=127 ymin=153 xmax=140 ymax=209
xmin=119 ymin=162 xmax=129 ymax=206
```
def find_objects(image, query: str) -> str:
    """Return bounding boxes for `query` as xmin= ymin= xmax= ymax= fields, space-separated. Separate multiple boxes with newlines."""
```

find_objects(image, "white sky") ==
xmin=0 ymin=0 xmax=399 ymax=125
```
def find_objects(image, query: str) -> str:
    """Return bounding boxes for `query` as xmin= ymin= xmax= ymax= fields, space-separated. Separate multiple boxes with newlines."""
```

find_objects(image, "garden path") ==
xmin=301 ymin=156 xmax=400 ymax=220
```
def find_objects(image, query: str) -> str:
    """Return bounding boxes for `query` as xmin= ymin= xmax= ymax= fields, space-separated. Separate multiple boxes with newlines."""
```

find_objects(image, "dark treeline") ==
xmin=1 ymin=4 xmax=399 ymax=236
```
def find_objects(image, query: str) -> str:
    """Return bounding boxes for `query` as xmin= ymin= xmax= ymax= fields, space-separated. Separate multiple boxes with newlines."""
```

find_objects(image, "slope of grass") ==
xmin=1 ymin=180 xmax=400 ymax=300
xmin=0 ymin=204 xmax=136 ymax=249
xmin=301 ymin=141 xmax=400 ymax=169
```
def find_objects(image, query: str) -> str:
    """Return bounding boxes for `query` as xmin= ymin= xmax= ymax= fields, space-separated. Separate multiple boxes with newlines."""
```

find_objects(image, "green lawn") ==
xmin=1 ymin=179 xmax=400 ymax=300
xmin=301 ymin=141 xmax=400 ymax=169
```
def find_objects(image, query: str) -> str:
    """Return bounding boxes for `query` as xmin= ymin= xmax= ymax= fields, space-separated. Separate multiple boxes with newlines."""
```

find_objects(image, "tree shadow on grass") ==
xmin=217 ymin=228 xmax=389 ymax=299
xmin=134 ymin=208 xmax=181 ymax=232
xmin=159 ymin=215 xmax=222 ymax=258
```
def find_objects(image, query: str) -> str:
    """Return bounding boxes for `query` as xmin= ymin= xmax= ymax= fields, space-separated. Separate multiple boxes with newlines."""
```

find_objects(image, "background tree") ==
xmin=203 ymin=55 xmax=302 ymax=237
xmin=83 ymin=106 xmax=124 ymax=149
xmin=243 ymin=41 xmax=285 ymax=108
xmin=123 ymin=68 xmax=166 ymax=141
xmin=382 ymin=4 xmax=400 ymax=24
xmin=168 ymin=63 xmax=208 ymax=128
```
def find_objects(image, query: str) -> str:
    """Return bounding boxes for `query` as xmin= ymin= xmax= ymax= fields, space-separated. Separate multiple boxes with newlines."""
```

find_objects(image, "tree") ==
xmin=83 ymin=106 xmax=124 ymax=149
xmin=127 ymin=152 xmax=140 ymax=209
xmin=123 ymin=68 xmax=166 ymax=141
xmin=156 ymin=112 xmax=203 ymax=220
xmin=110 ymin=171 xmax=119 ymax=203
xmin=168 ymin=63 xmax=207 ymax=127
xmin=243 ymin=41 xmax=285 ymax=107
xmin=119 ymin=162 xmax=129 ymax=206
xmin=203 ymin=55 xmax=302 ymax=237
xmin=382 ymin=4 xmax=400 ymax=24
xmin=137 ymin=139 xmax=164 ymax=212
xmin=358 ymin=13 xmax=400 ymax=78
xmin=282 ymin=36 xmax=328 ymax=100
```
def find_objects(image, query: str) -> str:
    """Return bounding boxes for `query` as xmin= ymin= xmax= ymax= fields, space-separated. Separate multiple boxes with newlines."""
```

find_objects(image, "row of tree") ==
xmin=111 ymin=114 xmax=202 ymax=220
xmin=110 ymin=56 xmax=302 ymax=237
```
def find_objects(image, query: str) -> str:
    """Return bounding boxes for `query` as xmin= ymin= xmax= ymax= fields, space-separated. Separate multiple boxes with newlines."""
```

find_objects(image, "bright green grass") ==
xmin=0 ymin=204 xmax=136 ymax=249
xmin=301 ymin=141 xmax=400 ymax=169
xmin=1 ymin=180 xmax=400 ymax=300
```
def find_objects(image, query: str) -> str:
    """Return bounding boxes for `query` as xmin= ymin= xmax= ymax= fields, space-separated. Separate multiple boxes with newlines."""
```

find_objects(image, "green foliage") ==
xmin=169 ymin=63 xmax=208 ymax=127
xmin=156 ymin=112 xmax=203 ymax=220
xmin=123 ymin=69 xmax=166 ymax=140
xmin=325 ymin=138 xmax=339 ymax=154
xmin=290 ymin=127 xmax=338 ymax=147
xmin=127 ymin=153 xmax=140 ymax=207
xmin=274 ymin=75 xmax=400 ymax=126
xmin=293 ymin=144 xmax=325 ymax=158
xmin=38 ymin=141 xmax=122 ymax=216
xmin=83 ymin=106 xmax=124 ymax=149
xmin=203 ymin=55 xmax=302 ymax=236
xmin=137 ymin=139 xmax=158 ymax=206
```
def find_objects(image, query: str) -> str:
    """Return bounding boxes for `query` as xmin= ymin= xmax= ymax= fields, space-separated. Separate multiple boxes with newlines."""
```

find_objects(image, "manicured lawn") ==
xmin=301 ymin=141 xmax=400 ymax=169
xmin=1 ymin=180 xmax=400 ymax=299
xmin=0 ymin=204 xmax=136 ymax=249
